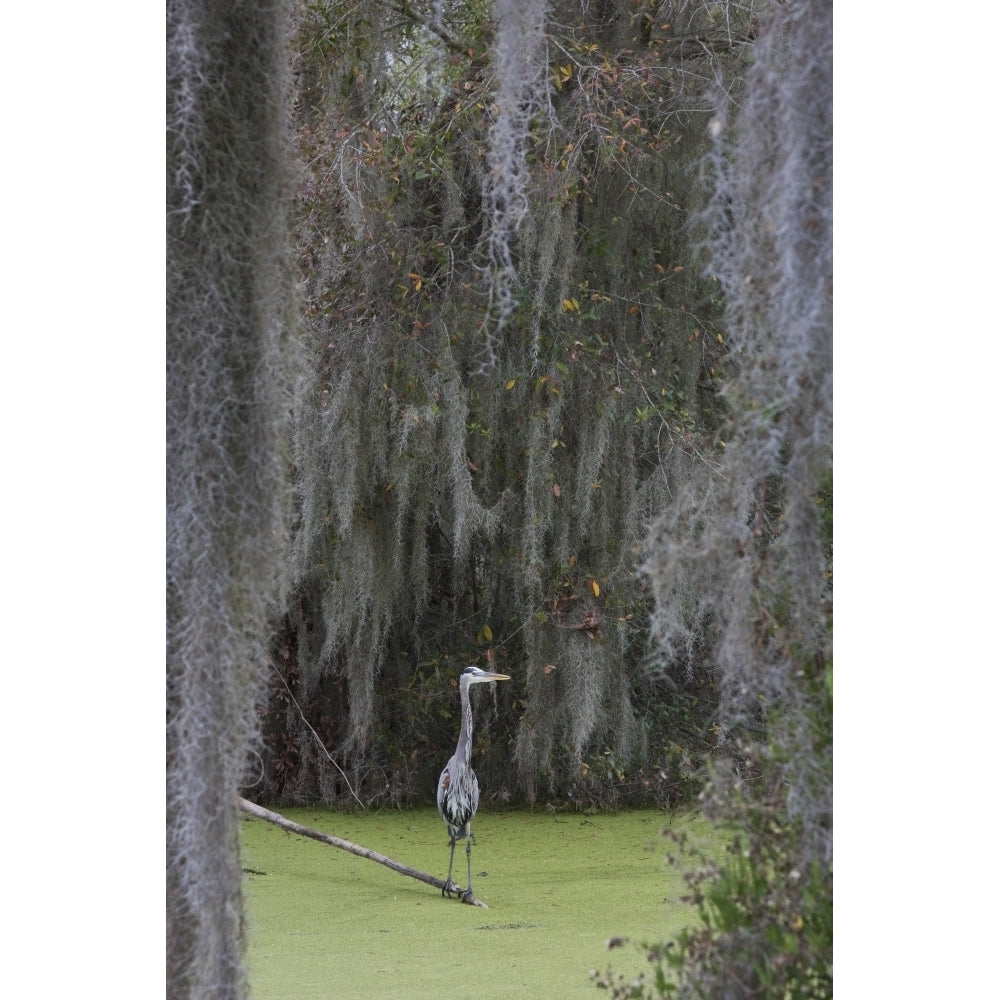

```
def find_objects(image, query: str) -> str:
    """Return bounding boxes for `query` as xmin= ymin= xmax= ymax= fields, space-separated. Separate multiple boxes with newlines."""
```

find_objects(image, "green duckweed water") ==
xmin=241 ymin=807 xmax=730 ymax=999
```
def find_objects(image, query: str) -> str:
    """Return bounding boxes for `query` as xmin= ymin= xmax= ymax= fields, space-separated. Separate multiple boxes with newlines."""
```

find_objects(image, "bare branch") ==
xmin=390 ymin=0 xmax=470 ymax=56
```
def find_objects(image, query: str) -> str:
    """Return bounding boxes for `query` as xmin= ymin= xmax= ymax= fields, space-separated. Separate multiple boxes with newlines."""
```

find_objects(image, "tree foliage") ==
xmin=597 ymin=0 xmax=832 ymax=994
xmin=260 ymin=0 xmax=762 ymax=811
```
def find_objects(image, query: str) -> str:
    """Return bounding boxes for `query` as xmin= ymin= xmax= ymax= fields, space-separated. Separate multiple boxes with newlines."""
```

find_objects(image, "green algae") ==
xmin=241 ymin=807 xmax=731 ymax=999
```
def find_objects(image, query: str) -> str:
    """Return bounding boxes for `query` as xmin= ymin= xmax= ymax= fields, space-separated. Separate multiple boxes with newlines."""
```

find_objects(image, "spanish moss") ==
xmin=166 ymin=0 xmax=296 ymax=995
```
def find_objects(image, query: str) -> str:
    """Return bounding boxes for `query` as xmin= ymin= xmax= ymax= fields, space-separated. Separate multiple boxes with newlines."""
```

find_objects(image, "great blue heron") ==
xmin=437 ymin=665 xmax=510 ymax=898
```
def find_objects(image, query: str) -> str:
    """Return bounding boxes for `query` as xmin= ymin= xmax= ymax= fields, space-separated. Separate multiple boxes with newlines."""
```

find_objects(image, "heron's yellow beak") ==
xmin=484 ymin=671 xmax=510 ymax=681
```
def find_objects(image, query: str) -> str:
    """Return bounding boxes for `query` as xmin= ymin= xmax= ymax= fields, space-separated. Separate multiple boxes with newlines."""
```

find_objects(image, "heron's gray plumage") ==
xmin=437 ymin=666 xmax=509 ymax=898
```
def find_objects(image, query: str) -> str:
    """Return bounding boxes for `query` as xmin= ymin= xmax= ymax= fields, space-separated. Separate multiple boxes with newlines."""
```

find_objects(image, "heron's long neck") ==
xmin=456 ymin=678 xmax=474 ymax=768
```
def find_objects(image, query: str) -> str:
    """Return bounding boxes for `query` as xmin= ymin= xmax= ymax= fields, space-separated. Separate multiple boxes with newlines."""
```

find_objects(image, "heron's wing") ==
xmin=437 ymin=756 xmax=454 ymax=815
xmin=469 ymin=768 xmax=480 ymax=816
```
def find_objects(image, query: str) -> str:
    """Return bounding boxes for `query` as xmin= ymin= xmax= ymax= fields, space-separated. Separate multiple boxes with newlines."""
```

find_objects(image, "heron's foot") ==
xmin=442 ymin=879 xmax=474 ymax=901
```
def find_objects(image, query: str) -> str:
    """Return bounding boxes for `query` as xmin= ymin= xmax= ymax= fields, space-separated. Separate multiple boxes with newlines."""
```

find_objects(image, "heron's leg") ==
xmin=443 ymin=837 xmax=457 ymax=896
xmin=465 ymin=833 xmax=473 ymax=896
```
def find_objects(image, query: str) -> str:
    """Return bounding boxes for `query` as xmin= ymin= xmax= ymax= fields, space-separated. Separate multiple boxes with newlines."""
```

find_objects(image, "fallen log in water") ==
xmin=237 ymin=797 xmax=489 ymax=908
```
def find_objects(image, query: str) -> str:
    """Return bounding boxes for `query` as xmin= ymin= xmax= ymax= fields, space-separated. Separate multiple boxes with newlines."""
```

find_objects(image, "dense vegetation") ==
xmin=167 ymin=1 xmax=831 ymax=997
xmin=260 ymin=0 xmax=763 ymax=813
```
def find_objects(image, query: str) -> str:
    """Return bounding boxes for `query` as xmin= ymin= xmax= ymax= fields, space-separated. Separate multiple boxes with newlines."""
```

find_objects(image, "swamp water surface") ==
xmin=242 ymin=807 xmax=729 ymax=999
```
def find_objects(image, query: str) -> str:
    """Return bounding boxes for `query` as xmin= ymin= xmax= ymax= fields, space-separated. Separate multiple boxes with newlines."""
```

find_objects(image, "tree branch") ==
xmin=390 ymin=0 xmax=470 ymax=57
xmin=238 ymin=797 xmax=490 ymax=907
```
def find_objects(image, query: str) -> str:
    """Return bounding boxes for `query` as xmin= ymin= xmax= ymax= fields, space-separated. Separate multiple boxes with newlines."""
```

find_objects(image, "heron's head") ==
xmin=461 ymin=665 xmax=511 ymax=685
